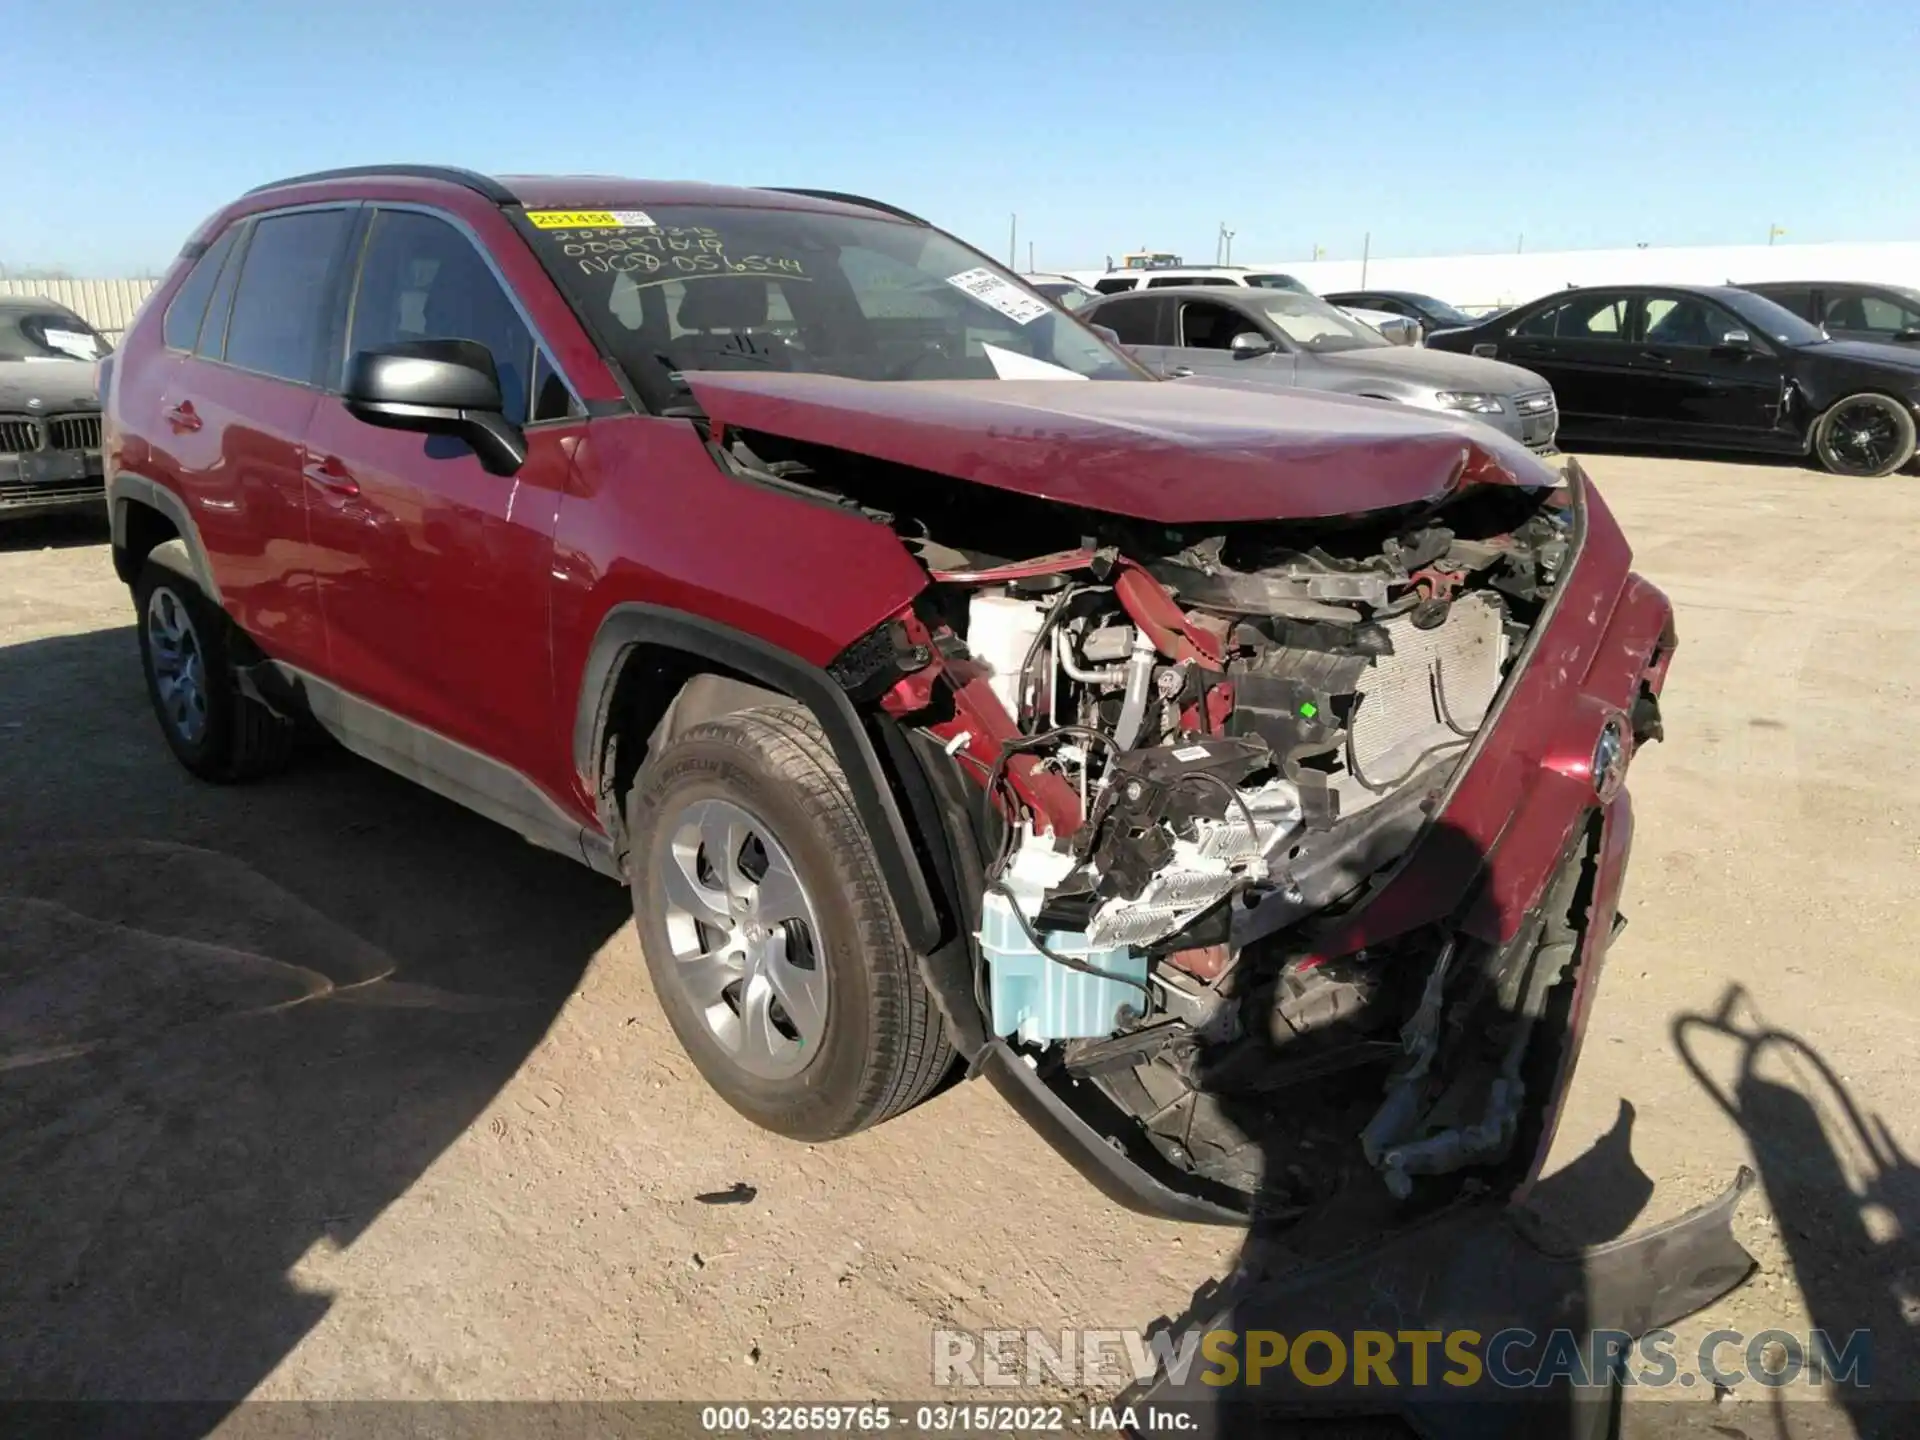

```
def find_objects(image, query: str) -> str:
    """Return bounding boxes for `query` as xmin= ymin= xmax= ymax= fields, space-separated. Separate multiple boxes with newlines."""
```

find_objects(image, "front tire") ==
xmin=1813 ymin=393 xmax=1917 ymax=477
xmin=626 ymin=705 xmax=954 ymax=1140
xmin=134 ymin=557 xmax=293 ymax=782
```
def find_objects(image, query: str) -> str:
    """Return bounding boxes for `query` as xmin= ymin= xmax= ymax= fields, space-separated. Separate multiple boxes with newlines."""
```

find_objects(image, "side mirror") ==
xmin=343 ymin=339 xmax=527 ymax=477
xmin=1229 ymin=332 xmax=1274 ymax=358
xmin=1896 ymin=326 xmax=1920 ymax=343
xmin=1091 ymin=323 xmax=1123 ymax=347
xmin=1715 ymin=329 xmax=1753 ymax=353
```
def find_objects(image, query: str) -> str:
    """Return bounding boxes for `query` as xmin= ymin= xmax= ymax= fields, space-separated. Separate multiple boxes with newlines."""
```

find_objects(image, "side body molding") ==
xmin=573 ymin=603 xmax=943 ymax=954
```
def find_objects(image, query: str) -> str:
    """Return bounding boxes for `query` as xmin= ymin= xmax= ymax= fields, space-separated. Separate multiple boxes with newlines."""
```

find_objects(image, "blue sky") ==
xmin=5 ymin=0 xmax=1917 ymax=276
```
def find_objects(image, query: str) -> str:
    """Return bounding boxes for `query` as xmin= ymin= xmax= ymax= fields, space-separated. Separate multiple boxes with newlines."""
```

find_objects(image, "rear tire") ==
xmin=626 ymin=705 xmax=954 ymax=1140
xmin=1813 ymin=393 xmax=1916 ymax=477
xmin=134 ymin=557 xmax=293 ymax=782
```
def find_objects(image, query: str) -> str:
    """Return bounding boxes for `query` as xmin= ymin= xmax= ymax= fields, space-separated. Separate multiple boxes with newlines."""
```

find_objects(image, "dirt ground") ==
xmin=2 ymin=453 xmax=1916 ymax=1437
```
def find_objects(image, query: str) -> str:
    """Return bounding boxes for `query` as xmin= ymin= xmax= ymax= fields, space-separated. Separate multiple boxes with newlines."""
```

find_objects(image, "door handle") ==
xmin=1165 ymin=365 xmax=1195 ymax=378
xmin=302 ymin=455 xmax=360 ymax=496
xmin=164 ymin=401 xmax=202 ymax=434
xmin=1636 ymin=350 xmax=1672 ymax=365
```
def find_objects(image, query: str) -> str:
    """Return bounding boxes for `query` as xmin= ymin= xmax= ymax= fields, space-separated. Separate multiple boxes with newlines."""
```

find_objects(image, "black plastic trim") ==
xmin=980 ymin=1043 xmax=1250 ymax=1225
xmin=574 ymin=603 xmax=941 ymax=953
xmin=245 ymin=165 xmax=517 ymax=205
xmin=762 ymin=188 xmax=929 ymax=226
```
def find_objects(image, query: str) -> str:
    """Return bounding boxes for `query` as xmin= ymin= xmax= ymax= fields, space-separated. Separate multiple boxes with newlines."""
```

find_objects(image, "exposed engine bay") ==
xmin=729 ymin=424 xmax=1604 ymax=1214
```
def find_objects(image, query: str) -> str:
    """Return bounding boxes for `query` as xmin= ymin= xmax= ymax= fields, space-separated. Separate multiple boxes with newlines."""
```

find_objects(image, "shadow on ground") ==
xmin=0 ymin=510 xmax=113 ymax=554
xmin=0 ymin=624 xmax=631 ymax=1421
xmin=1672 ymin=986 xmax=1919 ymax=1439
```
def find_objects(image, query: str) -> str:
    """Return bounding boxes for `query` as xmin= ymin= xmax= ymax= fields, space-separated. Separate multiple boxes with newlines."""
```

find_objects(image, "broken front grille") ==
xmin=0 ymin=417 xmax=40 ymax=454
xmin=47 ymin=415 xmax=102 ymax=452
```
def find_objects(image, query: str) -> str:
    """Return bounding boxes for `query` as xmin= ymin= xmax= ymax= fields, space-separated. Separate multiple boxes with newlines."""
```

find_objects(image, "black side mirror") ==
xmin=1896 ymin=326 xmax=1920 ymax=343
xmin=344 ymin=339 xmax=527 ymax=477
xmin=1229 ymin=332 xmax=1274 ymax=358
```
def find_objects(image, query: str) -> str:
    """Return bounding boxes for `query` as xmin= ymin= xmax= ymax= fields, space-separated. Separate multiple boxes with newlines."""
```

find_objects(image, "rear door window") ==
xmin=348 ymin=208 xmax=537 ymax=424
xmin=222 ymin=209 xmax=356 ymax=384
xmin=1093 ymin=276 xmax=1139 ymax=294
xmin=163 ymin=227 xmax=239 ymax=352
xmin=1093 ymin=295 xmax=1163 ymax=345
xmin=1515 ymin=293 xmax=1632 ymax=340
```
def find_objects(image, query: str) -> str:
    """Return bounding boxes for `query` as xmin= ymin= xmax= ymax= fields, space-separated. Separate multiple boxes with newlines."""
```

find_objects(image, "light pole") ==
xmin=1768 ymin=224 xmax=1787 ymax=247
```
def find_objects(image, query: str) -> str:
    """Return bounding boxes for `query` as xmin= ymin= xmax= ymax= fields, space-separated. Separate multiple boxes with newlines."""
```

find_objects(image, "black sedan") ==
xmin=1738 ymin=281 xmax=1920 ymax=348
xmin=1323 ymin=289 xmax=1481 ymax=339
xmin=1427 ymin=284 xmax=1920 ymax=476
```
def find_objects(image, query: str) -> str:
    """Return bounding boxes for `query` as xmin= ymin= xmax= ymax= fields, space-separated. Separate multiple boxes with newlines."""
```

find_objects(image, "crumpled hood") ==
xmin=1313 ymin=344 xmax=1552 ymax=395
xmin=685 ymin=372 xmax=1559 ymax=524
xmin=0 ymin=360 xmax=99 ymax=413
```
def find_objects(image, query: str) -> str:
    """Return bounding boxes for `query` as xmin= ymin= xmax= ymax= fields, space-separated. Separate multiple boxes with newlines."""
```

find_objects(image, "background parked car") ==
xmin=1021 ymin=273 xmax=1099 ymax=311
xmin=1 ymin=297 xmax=110 ymax=523
xmin=1082 ymin=284 xmax=1559 ymax=452
xmin=1086 ymin=267 xmax=1422 ymax=345
xmin=1324 ymin=289 xmax=1481 ymax=340
xmin=1739 ymin=281 xmax=1920 ymax=348
xmin=1428 ymin=283 xmax=1920 ymax=476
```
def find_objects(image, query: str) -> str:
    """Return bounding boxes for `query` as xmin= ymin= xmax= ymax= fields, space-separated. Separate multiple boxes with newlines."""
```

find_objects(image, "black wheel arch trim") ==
xmin=574 ymin=603 xmax=944 ymax=954
xmin=109 ymin=471 xmax=222 ymax=602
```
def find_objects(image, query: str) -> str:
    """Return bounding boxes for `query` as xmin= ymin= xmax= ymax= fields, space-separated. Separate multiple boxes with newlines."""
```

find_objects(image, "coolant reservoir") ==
xmin=967 ymin=594 xmax=1048 ymax=720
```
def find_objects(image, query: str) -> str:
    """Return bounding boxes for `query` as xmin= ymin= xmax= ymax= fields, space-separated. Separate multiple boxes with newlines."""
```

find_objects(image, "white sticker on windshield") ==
xmin=42 ymin=329 xmax=101 ymax=361
xmin=981 ymin=343 xmax=1089 ymax=381
xmin=946 ymin=267 xmax=1051 ymax=326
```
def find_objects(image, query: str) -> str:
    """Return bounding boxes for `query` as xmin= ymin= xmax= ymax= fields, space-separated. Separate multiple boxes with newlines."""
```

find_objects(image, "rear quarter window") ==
xmin=163 ymin=228 xmax=240 ymax=352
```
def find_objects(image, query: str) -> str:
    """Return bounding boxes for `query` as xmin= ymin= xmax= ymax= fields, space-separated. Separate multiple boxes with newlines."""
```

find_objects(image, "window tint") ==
xmin=1515 ymin=294 xmax=1631 ymax=340
xmin=1644 ymin=296 xmax=1743 ymax=347
xmin=1753 ymin=286 xmax=1813 ymax=320
xmin=1150 ymin=276 xmax=1234 ymax=288
xmin=1093 ymin=296 xmax=1159 ymax=345
xmin=1179 ymin=301 xmax=1259 ymax=349
xmin=348 ymin=209 xmax=536 ymax=424
xmin=1829 ymin=292 xmax=1920 ymax=334
xmin=163 ymin=228 xmax=239 ymax=352
xmin=1093 ymin=276 xmax=1139 ymax=294
xmin=196 ymin=225 xmax=248 ymax=360
xmin=223 ymin=209 xmax=353 ymax=383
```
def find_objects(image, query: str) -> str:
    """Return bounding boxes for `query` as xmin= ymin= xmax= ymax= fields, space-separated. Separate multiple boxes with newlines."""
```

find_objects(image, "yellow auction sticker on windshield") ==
xmin=526 ymin=209 xmax=657 ymax=230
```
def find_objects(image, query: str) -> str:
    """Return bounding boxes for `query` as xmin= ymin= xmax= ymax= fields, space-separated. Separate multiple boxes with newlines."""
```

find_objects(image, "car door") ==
xmin=156 ymin=205 xmax=361 ymax=674
xmin=1166 ymin=297 xmax=1296 ymax=383
xmin=300 ymin=204 xmax=584 ymax=786
xmin=1495 ymin=292 xmax=1642 ymax=434
xmin=1633 ymin=292 xmax=1789 ymax=443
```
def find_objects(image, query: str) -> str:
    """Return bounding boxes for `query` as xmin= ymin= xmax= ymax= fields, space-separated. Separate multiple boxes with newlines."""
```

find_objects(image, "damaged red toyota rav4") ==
xmin=103 ymin=169 xmax=1673 ymax=1222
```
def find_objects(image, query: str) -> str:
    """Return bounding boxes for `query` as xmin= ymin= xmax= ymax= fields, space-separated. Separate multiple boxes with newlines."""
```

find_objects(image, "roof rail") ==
xmin=763 ymin=188 xmax=928 ymax=226
xmin=244 ymin=165 xmax=517 ymax=205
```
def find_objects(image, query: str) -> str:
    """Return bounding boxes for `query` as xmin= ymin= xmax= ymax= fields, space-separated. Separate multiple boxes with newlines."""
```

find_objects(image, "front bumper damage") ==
xmin=1121 ymin=1167 xmax=1756 ymax=1439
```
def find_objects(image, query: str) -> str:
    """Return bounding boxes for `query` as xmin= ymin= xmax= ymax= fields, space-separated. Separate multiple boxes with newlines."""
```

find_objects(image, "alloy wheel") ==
xmin=1821 ymin=396 xmax=1909 ymax=476
xmin=145 ymin=584 xmax=209 ymax=745
xmin=657 ymin=797 xmax=827 ymax=1080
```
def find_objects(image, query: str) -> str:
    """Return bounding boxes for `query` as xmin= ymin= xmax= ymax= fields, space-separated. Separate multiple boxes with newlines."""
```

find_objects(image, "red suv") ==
xmin=103 ymin=167 xmax=1675 ymax=1223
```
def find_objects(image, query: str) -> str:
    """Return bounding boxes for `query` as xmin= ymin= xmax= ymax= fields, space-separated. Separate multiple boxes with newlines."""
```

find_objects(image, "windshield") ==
xmin=1249 ymin=292 xmax=1390 ymax=352
xmin=521 ymin=206 xmax=1142 ymax=404
xmin=0 ymin=309 xmax=110 ymax=363
xmin=1244 ymin=274 xmax=1308 ymax=292
xmin=1719 ymin=289 xmax=1828 ymax=348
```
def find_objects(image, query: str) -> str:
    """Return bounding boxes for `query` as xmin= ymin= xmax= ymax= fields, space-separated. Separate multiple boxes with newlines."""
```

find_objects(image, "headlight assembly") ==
xmin=1435 ymin=391 xmax=1505 ymax=414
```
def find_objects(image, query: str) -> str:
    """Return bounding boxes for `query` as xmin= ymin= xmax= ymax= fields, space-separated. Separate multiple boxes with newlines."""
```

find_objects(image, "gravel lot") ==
xmin=1 ymin=453 xmax=1915 ymax=1436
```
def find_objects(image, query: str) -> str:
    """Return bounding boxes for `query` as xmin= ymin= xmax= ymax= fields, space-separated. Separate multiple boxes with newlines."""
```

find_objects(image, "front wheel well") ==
xmin=593 ymin=645 xmax=789 ymax=861
xmin=113 ymin=497 xmax=182 ymax=585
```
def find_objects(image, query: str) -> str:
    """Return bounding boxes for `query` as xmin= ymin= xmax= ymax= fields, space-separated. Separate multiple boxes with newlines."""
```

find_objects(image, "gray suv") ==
xmin=1085 ymin=285 xmax=1559 ymax=452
